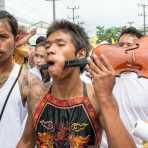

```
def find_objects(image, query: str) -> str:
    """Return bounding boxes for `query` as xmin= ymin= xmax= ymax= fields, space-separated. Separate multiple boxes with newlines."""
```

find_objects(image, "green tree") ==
xmin=96 ymin=26 xmax=126 ymax=44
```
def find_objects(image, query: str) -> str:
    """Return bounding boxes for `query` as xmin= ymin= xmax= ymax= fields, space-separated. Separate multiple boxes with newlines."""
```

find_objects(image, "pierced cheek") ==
xmin=58 ymin=54 xmax=66 ymax=62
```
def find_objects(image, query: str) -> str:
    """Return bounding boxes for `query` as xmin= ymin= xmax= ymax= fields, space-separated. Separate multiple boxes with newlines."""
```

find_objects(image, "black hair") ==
xmin=35 ymin=41 xmax=46 ymax=51
xmin=36 ymin=36 xmax=46 ymax=45
xmin=46 ymin=20 xmax=91 ymax=57
xmin=0 ymin=10 xmax=18 ymax=37
xmin=119 ymin=27 xmax=143 ymax=39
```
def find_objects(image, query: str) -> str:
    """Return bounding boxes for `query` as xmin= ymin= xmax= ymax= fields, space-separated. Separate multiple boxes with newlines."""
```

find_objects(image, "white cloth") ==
xmin=30 ymin=67 xmax=42 ymax=80
xmin=133 ymin=120 xmax=148 ymax=141
xmin=80 ymin=71 xmax=91 ymax=84
xmin=101 ymin=72 xmax=148 ymax=148
xmin=0 ymin=64 xmax=27 ymax=148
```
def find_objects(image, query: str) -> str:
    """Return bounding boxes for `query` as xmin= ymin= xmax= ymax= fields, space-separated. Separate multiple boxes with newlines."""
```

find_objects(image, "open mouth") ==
xmin=0 ymin=51 xmax=4 ymax=54
xmin=47 ymin=61 xmax=55 ymax=66
xmin=40 ymin=61 xmax=55 ymax=70
xmin=47 ymin=61 xmax=55 ymax=67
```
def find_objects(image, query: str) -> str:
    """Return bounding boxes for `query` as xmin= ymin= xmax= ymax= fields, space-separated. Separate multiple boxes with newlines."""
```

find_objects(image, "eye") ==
xmin=40 ymin=55 xmax=44 ymax=58
xmin=0 ymin=34 xmax=8 ymax=40
xmin=34 ymin=54 xmax=39 ymax=57
xmin=45 ymin=43 xmax=51 ymax=49
xmin=57 ymin=42 xmax=65 ymax=46
xmin=127 ymin=43 xmax=133 ymax=46
xmin=118 ymin=42 xmax=124 ymax=47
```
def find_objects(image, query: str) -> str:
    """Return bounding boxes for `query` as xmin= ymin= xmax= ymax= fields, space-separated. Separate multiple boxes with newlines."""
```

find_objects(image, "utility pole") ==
xmin=45 ymin=0 xmax=60 ymax=21
xmin=138 ymin=3 xmax=148 ymax=35
xmin=67 ymin=6 xmax=79 ymax=23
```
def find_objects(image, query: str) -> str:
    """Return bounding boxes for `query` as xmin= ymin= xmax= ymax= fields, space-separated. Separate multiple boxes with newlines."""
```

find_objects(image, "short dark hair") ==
xmin=35 ymin=41 xmax=46 ymax=51
xmin=0 ymin=10 xmax=18 ymax=37
xmin=46 ymin=20 xmax=91 ymax=57
xmin=119 ymin=27 xmax=143 ymax=39
xmin=36 ymin=36 xmax=46 ymax=45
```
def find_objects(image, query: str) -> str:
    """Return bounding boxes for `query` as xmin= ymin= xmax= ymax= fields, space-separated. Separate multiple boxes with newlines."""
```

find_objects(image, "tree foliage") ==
xmin=96 ymin=26 xmax=126 ymax=44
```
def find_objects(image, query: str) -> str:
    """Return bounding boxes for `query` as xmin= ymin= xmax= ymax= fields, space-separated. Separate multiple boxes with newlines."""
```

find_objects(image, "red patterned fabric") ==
xmin=33 ymin=94 xmax=102 ymax=147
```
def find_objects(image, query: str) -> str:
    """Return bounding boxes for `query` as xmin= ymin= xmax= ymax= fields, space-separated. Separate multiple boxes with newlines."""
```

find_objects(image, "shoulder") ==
xmin=29 ymin=67 xmax=42 ymax=80
xmin=18 ymin=66 xmax=48 ymax=104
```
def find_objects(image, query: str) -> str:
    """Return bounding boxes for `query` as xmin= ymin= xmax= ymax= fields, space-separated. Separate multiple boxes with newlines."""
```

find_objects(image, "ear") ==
xmin=76 ymin=48 xmax=86 ymax=58
xmin=14 ymin=34 xmax=20 ymax=49
xmin=12 ymin=36 xmax=17 ymax=50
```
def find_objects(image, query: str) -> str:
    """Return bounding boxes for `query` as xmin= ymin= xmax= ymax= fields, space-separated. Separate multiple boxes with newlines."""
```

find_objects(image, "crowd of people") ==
xmin=0 ymin=10 xmax=148 ymax=148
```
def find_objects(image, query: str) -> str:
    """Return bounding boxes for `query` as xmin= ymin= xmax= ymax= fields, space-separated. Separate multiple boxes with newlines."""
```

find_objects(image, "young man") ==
xmin=118 ymin=27 xmax=143 ymax=48
xmin=30 ymin=41 xmax=48 ymax=81
xmin=17 ymin=20 xmax=136 ymax=148
xmin=0 ymin=10 xmax=46 ymax=148
xmin=0 ymin=10 xmax=29 ymax=147
xmin=101 ymin=27 xmax=148 ymax=147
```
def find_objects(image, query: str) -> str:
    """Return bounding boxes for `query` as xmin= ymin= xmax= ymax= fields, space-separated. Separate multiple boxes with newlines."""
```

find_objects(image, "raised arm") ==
xmin=16 ymin=28 xmax=36 ymax=47
xmin=86 ymin=54 xmax=136 ymax=148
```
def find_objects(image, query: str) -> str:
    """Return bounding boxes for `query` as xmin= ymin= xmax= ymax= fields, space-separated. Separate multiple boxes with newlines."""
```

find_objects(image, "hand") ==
xmin=30 ymin=28 xmax=37 ymax=36
xmin=86 ymin=54 xmax=115 ymax=101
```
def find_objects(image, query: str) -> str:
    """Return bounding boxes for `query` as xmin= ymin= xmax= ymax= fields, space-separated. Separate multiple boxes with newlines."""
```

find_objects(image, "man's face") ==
xmin=118 ymin=33 xmax=138 ymax=48
xmin=34 ymin=46 xmax=47 ymax=69
xmin=45 ymin=30 xmax=76 ymax=78
xmin=0 ymin=20 xmax=15 ymax=63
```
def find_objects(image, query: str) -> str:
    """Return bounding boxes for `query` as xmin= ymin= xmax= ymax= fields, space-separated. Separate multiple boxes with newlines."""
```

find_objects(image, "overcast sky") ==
xmin=5 ymin=0 xmax=148 ymax=36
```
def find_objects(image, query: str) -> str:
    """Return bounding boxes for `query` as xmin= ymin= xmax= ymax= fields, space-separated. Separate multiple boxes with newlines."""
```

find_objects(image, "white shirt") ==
xmin=0 ymin=64 xmax=27 ymax=148
xmin=30 ymin=66 xmax=42 ymax=80
xmin=80 ymin=71 xmax=91 ymax=84
xmin=101 ymin=72 xmax=148 ymax=148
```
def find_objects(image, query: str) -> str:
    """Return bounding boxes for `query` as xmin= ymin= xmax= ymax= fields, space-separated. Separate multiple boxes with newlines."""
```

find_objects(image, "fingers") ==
xmin=85 ymin=54 xmax=115 ymax=77
xmin=30 ymin=28 xmax=37 ymax=35
xmin=99 ymin=54 xmax=114 ymax=73
xmin=87 ymin=56 xmax=103 ymax=74
xmin=85 ymin=64 xmax=98 ymax=80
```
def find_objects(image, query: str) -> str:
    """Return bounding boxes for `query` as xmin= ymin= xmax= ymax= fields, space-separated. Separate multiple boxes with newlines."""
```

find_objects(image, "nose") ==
xmin=36 ymin=57 xmax=42 ymax=63
xmin=0 ymin=40 xmax=3 ymax=48
xmin=123 ymin=43 xmax=129 ymax=48
xmin=46 ymin=44 xmax=56 ymax=55
xmin=122 ymin=44 xmax=128 ymax=48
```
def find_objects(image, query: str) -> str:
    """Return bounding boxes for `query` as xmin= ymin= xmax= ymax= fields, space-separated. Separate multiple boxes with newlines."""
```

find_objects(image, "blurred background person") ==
xmin=30 ymin=36 xmax=50 ymax=82
xmin=101 ymin=27 xmax=148 ymax=148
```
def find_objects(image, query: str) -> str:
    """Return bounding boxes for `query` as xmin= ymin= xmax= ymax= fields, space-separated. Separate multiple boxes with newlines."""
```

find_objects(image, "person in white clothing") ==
xmin=101 ymin=27 xmax=148 ymax=148
xmin=0 ymin=10 xmax=46 ymax=148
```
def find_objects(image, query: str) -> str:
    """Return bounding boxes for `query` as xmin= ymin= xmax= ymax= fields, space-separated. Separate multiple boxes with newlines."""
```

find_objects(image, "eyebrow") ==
xmin=48 ymin=38 xmax=66 ymax=42
xmin=54 ymin=39 xmax=66 ymax=43
xmin=0 ymin=33 xmax=9 ymax=36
